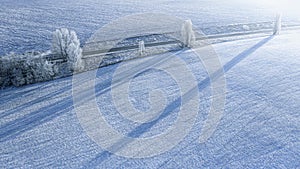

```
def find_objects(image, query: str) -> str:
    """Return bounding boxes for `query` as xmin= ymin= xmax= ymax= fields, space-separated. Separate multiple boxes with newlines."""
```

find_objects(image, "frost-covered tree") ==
xmin=0 ymin=52 xmax=58 ymax=88
xmin=9 ymin=55 xmax=26 ymax=87
xmin=52 ymin=28 xmax=84 ymax=72
xmin=11 ymin=67 xmax=25 ymax=87
xmin=181 ymin=19 xmax=195 ymax=48
xmin=139 ymin=40 xmax=145 ymax=56
xmin=67 ymin=40 xmax=84 ymax=72
xmin=273 ymin=13 xmax=282 ymax=35
xmin=30 ymin=57 xmax=56 ymax=83
xmin=0 ymin=57 xmax=11 ymax=87
xmin=52 ymin=28 xmax=69 ymax=57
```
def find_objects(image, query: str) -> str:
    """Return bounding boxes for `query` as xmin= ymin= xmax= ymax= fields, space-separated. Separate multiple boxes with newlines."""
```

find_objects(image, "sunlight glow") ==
xmin=253 ymin=0 xmax=300 ymax=12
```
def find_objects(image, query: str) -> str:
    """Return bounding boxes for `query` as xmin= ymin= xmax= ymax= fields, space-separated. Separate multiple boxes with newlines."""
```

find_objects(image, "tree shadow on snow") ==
xmin=0 ymin=35 xmax=273 ymax=166
xmin=82 ymin=35 xmax=274 ymax=168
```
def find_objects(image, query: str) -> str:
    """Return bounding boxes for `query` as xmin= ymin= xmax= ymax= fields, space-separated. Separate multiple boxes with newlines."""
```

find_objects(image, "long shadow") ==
xmin=0 ymin=94 xmax=74 ymax=142
xmin=0 ymin=86 xmax=41 ymax=102
xmin=0 ymin=81 xmax=57 ymax=106
xmin=0 ymin=80 xmax=101 ymax=142
xmin=0 ymin=35 xmax=273 ymax=163
xmin=0 ymin=50 xmax=177 ymax=118
xmin=82 ymin=35 xmax=274 ymax=168
xmin=0 ymin=84 xmax=72 ymax=119
xmin=94 ymin=49 xmax=186 ymax=97
xmin=0 ymin=50 xmax=185 ymax=142
xmin=0 ymin=72 xmax=73 ymax=101
xmin=0 ymin=64 xmax=116 ymax=119
xmin=0 ymin=63 xmax=116 ymax=114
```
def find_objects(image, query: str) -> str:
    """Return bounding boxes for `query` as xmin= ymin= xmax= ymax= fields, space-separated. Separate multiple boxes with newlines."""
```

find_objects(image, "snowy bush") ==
xmin=0 ymin=56 xmax=12 ymax=87
xmin=28 ymin=57 xmax=56 ymax=83
xmin=181 ymin=19 xmax=195 ymax=48
xmin=0 ymin=52 xmax=58 ymax=87
xmin=11 ymin=68 xmax=25 ymax=86
xmin=52 ymin=28 xmax=84 ymax=72
xmin=0 ymin=53 xmax=26 ymax=87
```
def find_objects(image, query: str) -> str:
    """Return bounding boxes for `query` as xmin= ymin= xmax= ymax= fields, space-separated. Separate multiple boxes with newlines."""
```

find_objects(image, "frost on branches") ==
xmin=0 ymin=52 xmax=57 ymax=87
xmin=273 ymin=13 xmax=282 ymax=35
xmin=139 ymin=40 xmax=146 ymax=56
xmin=52 ymin=28 xmax=84 ymax=72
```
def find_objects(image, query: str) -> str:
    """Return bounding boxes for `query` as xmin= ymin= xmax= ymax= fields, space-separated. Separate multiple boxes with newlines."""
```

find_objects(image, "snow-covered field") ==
xmin=1 ymin=0 xmax=300 ymax=56
xmin=1 ymin=28 xmax=300 ymax=168
xmin=1 ymin=0 xmax=300 ymax=168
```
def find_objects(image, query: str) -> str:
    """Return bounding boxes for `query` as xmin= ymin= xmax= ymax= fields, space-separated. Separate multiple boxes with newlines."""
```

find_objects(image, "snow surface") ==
xmin=1 ymin=0 xmax=300 ymax=56
xmin=1 ymin=29 xmax=300 ymax=168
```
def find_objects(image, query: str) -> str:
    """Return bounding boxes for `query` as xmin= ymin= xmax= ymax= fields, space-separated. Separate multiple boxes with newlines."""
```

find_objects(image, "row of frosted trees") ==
xmin=0 ymin=15 xmax=281 ymax=88
xmin=0 ymin=28 xmax=84 ymax=87
xmin=0 ymin=21 xmax=194 ymax=87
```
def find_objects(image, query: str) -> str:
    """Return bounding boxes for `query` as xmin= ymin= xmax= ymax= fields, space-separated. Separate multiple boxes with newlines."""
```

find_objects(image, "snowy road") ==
xmin=1 ymin=30 xmax=300 ymax=168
